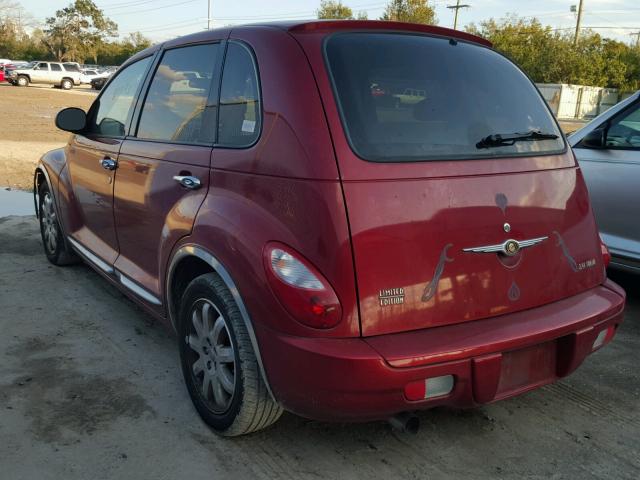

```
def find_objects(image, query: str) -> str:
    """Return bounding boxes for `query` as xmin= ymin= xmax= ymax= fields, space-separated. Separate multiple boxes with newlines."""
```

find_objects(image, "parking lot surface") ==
xmin=0 ymin=215 xmax=638 ymax=479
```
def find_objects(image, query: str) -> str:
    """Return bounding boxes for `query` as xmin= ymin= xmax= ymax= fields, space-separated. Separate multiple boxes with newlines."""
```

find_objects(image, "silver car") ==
xmin=570 ymin=91 xmax=640 ymax=272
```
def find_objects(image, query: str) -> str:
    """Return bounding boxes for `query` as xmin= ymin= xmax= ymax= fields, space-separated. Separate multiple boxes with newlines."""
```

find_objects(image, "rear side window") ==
xmin=137 ymin=43 xmax=220 ymax=145
xmin=50 ymin=64 xmax=62 ymax=72
xmin=90 ymin=56 xmax=152 ymax=137
xmin=63 ymin=63 xmax=80 ymax=72
xmin=218 ymin=42 xmax=260 ymax=147
xmin=325 ymin=33 xmax=565 ymax=162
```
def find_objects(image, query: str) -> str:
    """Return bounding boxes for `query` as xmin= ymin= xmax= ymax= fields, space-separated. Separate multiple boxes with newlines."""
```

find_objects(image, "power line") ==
xmin=446 ymin=0 xmax=469 ymax=30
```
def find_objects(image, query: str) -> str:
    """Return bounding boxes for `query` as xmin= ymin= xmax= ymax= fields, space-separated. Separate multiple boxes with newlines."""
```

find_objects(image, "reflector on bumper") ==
xmin=404 ymin=375 xmax=455 ymax=401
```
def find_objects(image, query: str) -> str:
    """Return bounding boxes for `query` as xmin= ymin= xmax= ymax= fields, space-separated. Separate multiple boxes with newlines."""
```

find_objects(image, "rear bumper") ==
xmin=257 ymin=280 xmax=625 ymax=421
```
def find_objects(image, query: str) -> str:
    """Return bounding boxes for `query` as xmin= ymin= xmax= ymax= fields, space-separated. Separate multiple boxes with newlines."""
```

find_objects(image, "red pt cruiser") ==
xmin=35 ymin=20 xmax=625 ymax=436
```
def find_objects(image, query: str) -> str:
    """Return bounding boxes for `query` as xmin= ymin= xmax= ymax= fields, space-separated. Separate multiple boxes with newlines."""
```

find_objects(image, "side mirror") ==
xmin=55 ymin=107 xmax=86 ymax=133
xmin=579 ymin=127 xmax=606 ymax=149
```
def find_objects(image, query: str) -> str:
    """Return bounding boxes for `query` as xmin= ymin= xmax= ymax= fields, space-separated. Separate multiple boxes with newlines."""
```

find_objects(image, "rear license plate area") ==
xmin=495 ymin=341 xmax=557 ymax=398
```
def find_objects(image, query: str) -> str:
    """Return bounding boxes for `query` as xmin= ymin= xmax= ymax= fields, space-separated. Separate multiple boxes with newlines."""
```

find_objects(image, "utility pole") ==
xmin=207 ymin=0 xmax=212 ymax=30
xmin=573 ymin=0 xmax=584 ymax=45
xmin=630 ymin=31 xmax=640 ymax=49
xmin=447 ymin=0 xmax=470 ymax=30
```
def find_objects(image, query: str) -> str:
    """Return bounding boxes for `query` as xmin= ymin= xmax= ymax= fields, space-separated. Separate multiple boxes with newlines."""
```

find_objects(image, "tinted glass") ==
xmin=326 ymin=33 xmax=564 ymax=162
xmin=218 ymin=42 xmax=260 ymax=147
xmin=137 ymin=44 xmax=219 ymax=144
xmin=63 ymin=63 xmax=80 ymax=72
xmin=91 ymin=57 xmax=151 ymax=137
xmin=50 ymin=64 xmax=62 ymax=72
xmin=607 ymin=103 xmax=640 ymax=149
xmin=36 ymin=63 xmax=48 ymax=70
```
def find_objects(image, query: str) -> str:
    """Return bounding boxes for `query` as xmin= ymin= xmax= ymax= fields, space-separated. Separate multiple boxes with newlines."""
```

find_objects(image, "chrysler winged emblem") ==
xmin=462 ymin=236 xmax=548 ymax=256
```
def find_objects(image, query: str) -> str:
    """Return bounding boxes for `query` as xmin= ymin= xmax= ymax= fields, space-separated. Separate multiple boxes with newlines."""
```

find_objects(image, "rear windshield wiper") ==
xmin=476 ymin=130 xmax=559 ymax=149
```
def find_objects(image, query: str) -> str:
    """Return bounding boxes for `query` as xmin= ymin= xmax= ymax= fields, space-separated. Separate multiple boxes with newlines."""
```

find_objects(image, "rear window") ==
xmin=325 ymin=33 xmax=565 ymax=162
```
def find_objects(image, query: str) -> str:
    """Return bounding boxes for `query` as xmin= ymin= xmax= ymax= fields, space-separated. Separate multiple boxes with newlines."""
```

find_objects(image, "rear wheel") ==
xmin=17 ymin=75 xmax=28 ymax=87
xmin=38 ymin=183 xmax=78 ymax=266
xmin=178 ymin=273 xmax=282 ymax=436
xmin=60 ymin=78 xmax=73 ymax=90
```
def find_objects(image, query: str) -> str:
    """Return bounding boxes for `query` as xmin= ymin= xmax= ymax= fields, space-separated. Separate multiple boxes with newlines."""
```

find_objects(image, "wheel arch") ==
xmin=166 ymin=244 xmax=277 ymax=402
xmin=33 ymin=163 xmax=56 ymax=219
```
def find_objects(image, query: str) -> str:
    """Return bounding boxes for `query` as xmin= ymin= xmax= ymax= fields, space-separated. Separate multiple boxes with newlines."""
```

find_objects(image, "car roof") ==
xmin=262 ymin=20 xmax=492 ymax=47
xmin=124 ymin=20 xmax=491 ymax=69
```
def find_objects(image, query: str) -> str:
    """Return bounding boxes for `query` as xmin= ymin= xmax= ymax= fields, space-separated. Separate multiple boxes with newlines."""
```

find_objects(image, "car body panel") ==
xmin=113 ymin=140 xmax=213 ymax=303
xmin=570 ymin=91 xmax=640 ymax=270
xmin=65 ymin=134 xmax=122 ymax=265
xmin=341 ymin=165 xmax=605 ymax=336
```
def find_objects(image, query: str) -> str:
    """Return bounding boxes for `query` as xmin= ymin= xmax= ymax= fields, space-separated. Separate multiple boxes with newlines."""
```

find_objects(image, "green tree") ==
xmin=466 ymin=15 xmax=640 ymax=91
xmin=43 ymin=0 xmax=117 ymax=62
xmin=380 ymin=0 xmax=437 ymax=25
xmin=317 ymin=1 xmax=353 ymax=20
xmin=96 ymin=32 xmax=152 ymax=65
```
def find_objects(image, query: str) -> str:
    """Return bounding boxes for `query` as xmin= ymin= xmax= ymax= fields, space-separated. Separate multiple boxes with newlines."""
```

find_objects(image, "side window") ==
xmin=218 ymin=42 xmax=260 ymax=147
xmin=63 ymin=63 xmax=80 ymax=72
xmin=90 ymin=56 xmax=151 ymax=137
xmin=137 ymin=43 xmax=220 ymax=145
xmin=607 ymin=103 xmax=640 ymax=150
xmin=36 ymin=62 xmax=48 ymax=70
xmin=50 ymin=64 xmax=62 ymax=72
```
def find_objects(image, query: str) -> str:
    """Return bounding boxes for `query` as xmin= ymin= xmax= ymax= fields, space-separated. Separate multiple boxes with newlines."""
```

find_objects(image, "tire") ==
xmin=61 ymin=78 xmax=73 ymax=90
xmin=38 ymin=183 xmax=78 ymax=266
xmin=178 ymin=273 xmax=283 ymax=436
xmin=17 ymin=75 xmax=28 ymax=87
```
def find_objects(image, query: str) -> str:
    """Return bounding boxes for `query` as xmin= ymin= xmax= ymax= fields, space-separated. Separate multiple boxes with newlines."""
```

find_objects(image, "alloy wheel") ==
xmin=41 ymin=192 xmax=58 ymax=254
xmin=185 ymin=299 xmax=236 ymax=413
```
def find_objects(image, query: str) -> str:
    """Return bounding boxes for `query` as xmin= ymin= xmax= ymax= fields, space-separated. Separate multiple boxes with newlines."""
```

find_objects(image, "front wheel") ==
xmin=178 ymin=273 xmax=283 ymax=436
xmin=38 ymin=183 xmax=78 ymax=266
xmin=17 ymin=75 xmax=28 ymax=87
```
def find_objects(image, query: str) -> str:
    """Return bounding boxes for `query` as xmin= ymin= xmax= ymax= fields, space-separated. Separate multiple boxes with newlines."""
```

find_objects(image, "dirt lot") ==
xmin=0 ymin=83 xmax=95 ymax=189
xmin=0 ymin=215 xmax=638 ymax=479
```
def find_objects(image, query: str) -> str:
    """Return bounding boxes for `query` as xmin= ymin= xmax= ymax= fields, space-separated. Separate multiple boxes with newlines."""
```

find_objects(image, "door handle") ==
xmin=173 ymin=175 xmax=202 ymax=190
xmin=101 ymin=157 xmax=117 ymax=171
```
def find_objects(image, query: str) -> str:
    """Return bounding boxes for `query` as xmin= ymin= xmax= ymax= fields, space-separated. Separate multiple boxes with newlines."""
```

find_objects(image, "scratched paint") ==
xmin=553 ymin=230 xmax=578 ymax=272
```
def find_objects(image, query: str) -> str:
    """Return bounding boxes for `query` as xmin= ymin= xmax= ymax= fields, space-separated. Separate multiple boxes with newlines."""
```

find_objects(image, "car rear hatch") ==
xmin=300 ymin=27 xmax=606 ymax=337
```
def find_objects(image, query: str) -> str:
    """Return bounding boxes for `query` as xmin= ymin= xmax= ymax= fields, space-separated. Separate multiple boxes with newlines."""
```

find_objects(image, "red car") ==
xmin=35 ymin=20 xmax=625 ymax=436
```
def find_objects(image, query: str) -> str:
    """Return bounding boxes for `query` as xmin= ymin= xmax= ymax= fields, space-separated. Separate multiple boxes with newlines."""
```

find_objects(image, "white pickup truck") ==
xmin=7 ymin=61 xmax=82 ymax=90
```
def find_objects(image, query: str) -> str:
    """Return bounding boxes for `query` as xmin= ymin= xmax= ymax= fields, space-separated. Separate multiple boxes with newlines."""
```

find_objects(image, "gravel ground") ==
xmin=0 ymin=215 xmax=638 ymax=479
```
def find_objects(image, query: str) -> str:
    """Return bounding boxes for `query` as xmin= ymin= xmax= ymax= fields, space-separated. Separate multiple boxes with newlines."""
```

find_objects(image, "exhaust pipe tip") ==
xmin=388 ymin=412 xmax=420 ymax=434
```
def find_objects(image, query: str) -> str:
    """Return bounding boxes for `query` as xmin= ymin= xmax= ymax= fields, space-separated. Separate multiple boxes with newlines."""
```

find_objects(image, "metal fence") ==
xmin=536 ymin=83 xmax=633 ymax=120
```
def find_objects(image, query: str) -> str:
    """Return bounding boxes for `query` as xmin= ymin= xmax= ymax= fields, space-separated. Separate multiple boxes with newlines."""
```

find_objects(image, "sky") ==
xmin=15 ymin=0 xmax=640 ymax=43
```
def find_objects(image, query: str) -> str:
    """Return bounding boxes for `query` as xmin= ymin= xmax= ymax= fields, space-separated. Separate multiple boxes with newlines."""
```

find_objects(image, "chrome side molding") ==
xmin=66 ymin=236 xmax=114 ymax=274
xmin=116 ymin=271 xmax=162 ymax=305
xmin=66 ymin=236 xmax=161 ymax=305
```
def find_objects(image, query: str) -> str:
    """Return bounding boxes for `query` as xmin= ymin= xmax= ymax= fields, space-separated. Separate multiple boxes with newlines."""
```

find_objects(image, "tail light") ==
xmin=263 ymin=243 xmax=342 ymax=329
xmin=600 ymin=236 xmax=611 ymax=268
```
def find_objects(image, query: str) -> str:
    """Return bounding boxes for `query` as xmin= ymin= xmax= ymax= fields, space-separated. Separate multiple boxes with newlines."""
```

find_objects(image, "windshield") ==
xmin=325 ymin=33 xmax=565 ymax=162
